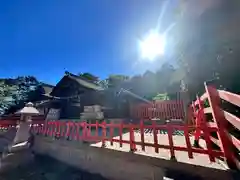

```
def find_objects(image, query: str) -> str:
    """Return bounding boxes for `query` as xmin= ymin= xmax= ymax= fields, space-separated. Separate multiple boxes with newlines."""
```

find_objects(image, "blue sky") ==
xmin=0 ymin=0 xmax=177 ymax=84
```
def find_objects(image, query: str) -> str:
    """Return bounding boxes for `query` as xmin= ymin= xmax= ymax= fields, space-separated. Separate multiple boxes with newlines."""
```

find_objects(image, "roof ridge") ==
xmin=65 ymin=71 xmax=79 ymax=78
xmin=65 ymin=71 xmax=99 ymax=85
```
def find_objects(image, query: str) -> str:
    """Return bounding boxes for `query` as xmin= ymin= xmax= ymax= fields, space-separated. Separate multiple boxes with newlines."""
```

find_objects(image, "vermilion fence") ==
xmin=27 ymin=119 xmax=225 ymax=163
xmin=192 ymin=83 xmax=240 ymax=169
xmin=130 ymin=100 xmax=185 ymax=120
xmin=0 ymin=120 xmax=44 ymax=129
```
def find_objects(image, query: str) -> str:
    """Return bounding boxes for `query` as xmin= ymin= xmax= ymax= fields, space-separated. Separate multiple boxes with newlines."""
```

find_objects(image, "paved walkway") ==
xmin=0 ymin=155 xmax=109 ymax=180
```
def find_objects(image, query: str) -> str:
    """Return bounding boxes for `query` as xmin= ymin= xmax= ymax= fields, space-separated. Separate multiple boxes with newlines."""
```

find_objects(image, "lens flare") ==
xmin=139 ymin=31 xmax=166 ymax=61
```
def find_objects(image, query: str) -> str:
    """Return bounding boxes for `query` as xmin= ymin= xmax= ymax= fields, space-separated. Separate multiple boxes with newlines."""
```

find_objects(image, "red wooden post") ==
xmin=47 ymin=121 xmax=51 ymax=136
xmin=65 ymin=121 xmax=70 ymax=140
xmin=55 ymin=121 xmax=61 ymax=139
xmin=73 ymin=122 xmax=78 ymax=140
xmin=175 ymin=101 xmax=178 ymax=119
xmin=52 ymin=121 xmax=55 ymax=137
xmin=140 ymin=120 xmax=145 ymax=151
xmin=51 ymin=121 xmax=55 ymax=137
xmin=96 ymin=121 xmax=99 ymax=138
xmin=197 ymin=95 xmax=215 ymax=162
xmin=152 ymin=121 xmax=159 ymax=153
xmin=101 ymin=121 xmax=106 ymax=148
xmin=71 ymin=121 xmax=76 ymax=140
xmin=193 ymin=101 xmax=201 ymax=148
xmin=155 ymin=103 xmax=158 ymax=119
xmin=77 ymin=122 xmax=82 ymax=140
xmin=53 ymin=121 xmax=57 ymax=137
xmin=87 ymin=123 xmax=91 ymax=138
xmin=167 ymin=102 xmax=171 ymax=119
xmin=110 ymin=121 xmax=114 ymax=146
xmin=205 ymin=84 xmax=237 ymax=169
xmin=167 ymin=123 xmax=176 ymax=160
xmin=164 ymin=102 xmax=168 ymax=120
xmin=41 ymin=123 xmax=44 ymax=134
xmin=61 ymin=121 xmax=66 ymax=137
xmin=43 ymin=123 xmax=46 ymax=135
xmin=145 ymin=106 xmax=147 ymax=119
xmin=46 ymin=121 xmax=49 ymax=136
xmin=129 ymin=123 xmax=136 ymax=152
xmin=119 ymin=122 xmax=123 ymax=147
xmin=184 ymin=125 xmax=193 ymax=159
xmin=70 ymin=121 xmax=74 ymax=140
xmin=169 ymin=101 xmax=175 ymax=119
xmin=83 ymin=122 xmax=87 ymax=140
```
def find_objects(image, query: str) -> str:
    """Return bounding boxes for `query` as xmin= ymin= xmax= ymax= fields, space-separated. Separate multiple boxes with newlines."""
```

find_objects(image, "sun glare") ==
xmin=139 ymin=31 xmax=166 ymax=61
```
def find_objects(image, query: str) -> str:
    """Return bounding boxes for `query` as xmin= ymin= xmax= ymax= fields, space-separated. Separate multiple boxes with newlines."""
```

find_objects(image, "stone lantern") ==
xmin=13 ymin=102 xmax=39 ymax=145
xmin=0 ymin=102 xmax=39 ymax=167
xmin=16 ymin=102 xmax=39 ymax=122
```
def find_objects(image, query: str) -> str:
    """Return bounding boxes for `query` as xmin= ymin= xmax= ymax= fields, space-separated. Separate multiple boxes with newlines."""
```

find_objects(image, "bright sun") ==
xmin=139 ymin=31 xmax=166 ymax=61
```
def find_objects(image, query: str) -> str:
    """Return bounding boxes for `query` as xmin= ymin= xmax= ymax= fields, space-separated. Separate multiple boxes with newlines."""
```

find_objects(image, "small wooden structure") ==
xmin=35 ymin=71 xmax=104 ymax=119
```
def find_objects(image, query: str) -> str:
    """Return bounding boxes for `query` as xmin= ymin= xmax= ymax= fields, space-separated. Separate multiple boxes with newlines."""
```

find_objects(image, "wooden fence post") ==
xmin=205 ymin=83 xmax=237 ymax=169
xmin=129 ymin=123 xmax=136 ymax=152
xmin=192 ymin=101 xmax=201 ymax=148
xmin=110 ymin=121 xmax=114 ymax=146
xmin=66 ymin=121 xmax=71 ymax=140
xmin=119 ymin=122 xmax=123 ymax=148
xmin=101 ymin=121 xmax=106 ymax=148
xmin=197 ymin=95 xmax=215 ymax=162
xmin=152 ymin=121 xmax=159 ymax=153
xmin=82 ymin=121 xmax=88 ymax=143
xmin=167 ymin=122 xmax=176 ymax=161
xmin=140 ymin=120 xmax=145 ymax=151
xmin=55 ymin=121 xmax=60 ymax=139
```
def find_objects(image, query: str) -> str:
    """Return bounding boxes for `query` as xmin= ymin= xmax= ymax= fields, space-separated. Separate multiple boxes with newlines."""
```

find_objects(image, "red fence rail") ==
xmin=192 ymin=83 xmax=240 ymax=169
xmin=0 ymin=114 xmax=45 ymax=121
xmin=130 ymin=100 xmax=185 ymax=120
xmin=28 ymin=119 xmax=225 ymax=163
xmin=0 ymin=120 xmax=45 ymax=129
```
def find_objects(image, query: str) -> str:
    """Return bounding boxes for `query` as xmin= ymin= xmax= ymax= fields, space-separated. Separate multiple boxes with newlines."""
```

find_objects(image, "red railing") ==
xmin=0 ymin=120 xmax=45 ymax=129
xmin=30 ymin=119 xmax=224 ymax=162
xmin=192 ymin=83 xmax=240 ymax=169
xmin=0 ymin=115 xmax=45 ymax=121
xmin=130 ymin=100 xmax=185 ymax=120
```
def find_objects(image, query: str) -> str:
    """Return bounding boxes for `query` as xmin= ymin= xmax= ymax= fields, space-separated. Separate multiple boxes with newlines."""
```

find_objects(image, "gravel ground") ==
xmin=0 ymin=155 xmax=109 ymax=180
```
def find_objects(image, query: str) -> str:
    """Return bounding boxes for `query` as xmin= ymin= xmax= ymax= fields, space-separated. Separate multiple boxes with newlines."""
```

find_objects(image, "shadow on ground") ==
xmin=0 ymin=155 xmax=109 ymax=180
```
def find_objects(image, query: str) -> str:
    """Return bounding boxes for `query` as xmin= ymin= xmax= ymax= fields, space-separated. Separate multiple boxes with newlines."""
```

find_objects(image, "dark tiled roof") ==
xmin=50 ymin=72 xmax=103 ymax=96
xmin=65 ymin=72 xmax=104 ymax=91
